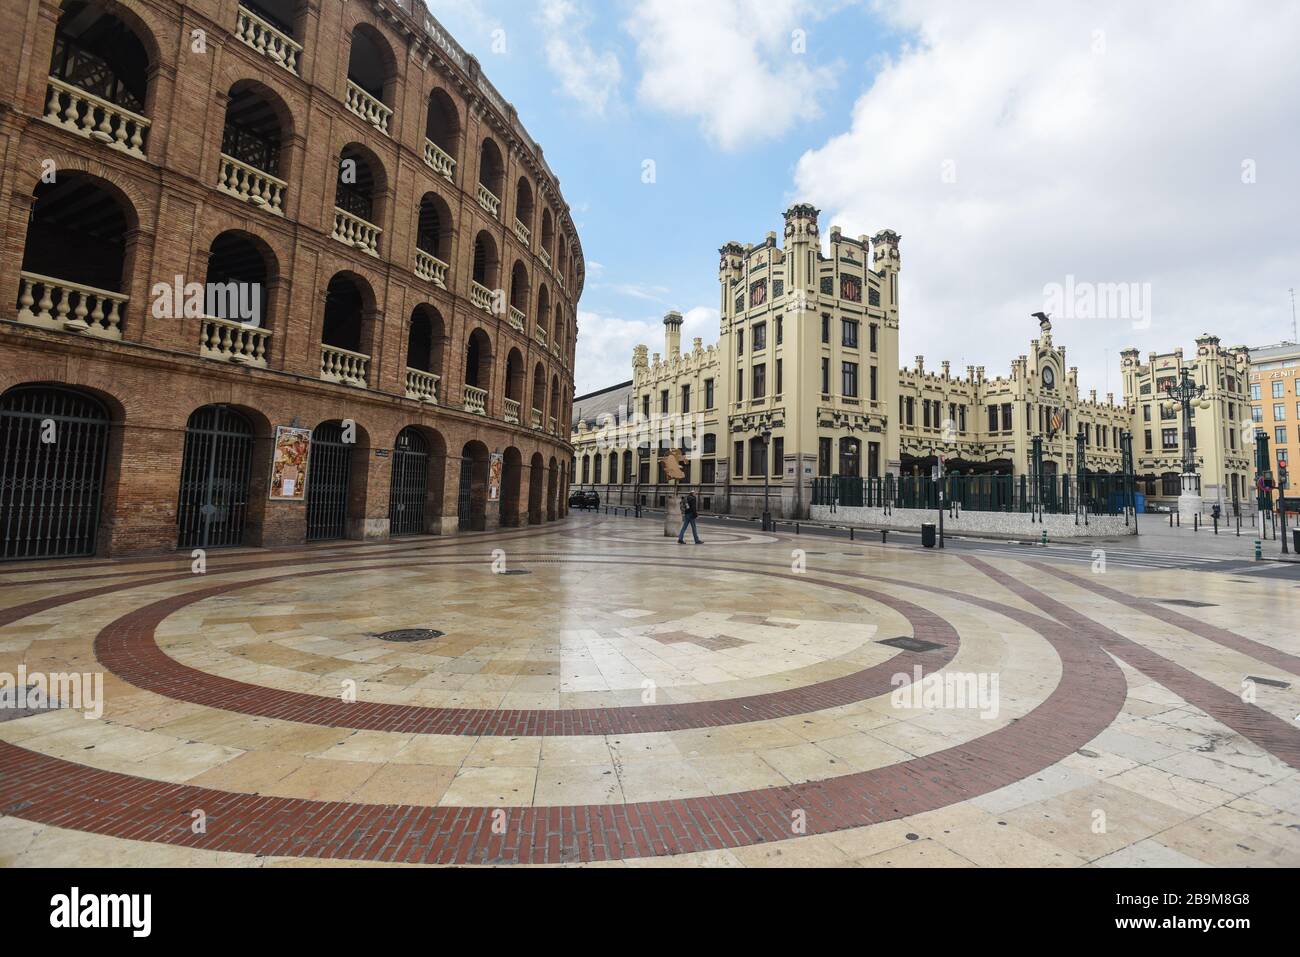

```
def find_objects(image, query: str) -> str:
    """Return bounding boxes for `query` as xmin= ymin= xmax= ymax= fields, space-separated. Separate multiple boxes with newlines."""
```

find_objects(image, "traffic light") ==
xmin=1280 ymin=462 xmax=1290 ymax=491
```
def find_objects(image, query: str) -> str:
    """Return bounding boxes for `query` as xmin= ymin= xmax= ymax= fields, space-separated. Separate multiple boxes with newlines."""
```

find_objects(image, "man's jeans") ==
xmin=678 ymin=515 xmax=701 ymax=544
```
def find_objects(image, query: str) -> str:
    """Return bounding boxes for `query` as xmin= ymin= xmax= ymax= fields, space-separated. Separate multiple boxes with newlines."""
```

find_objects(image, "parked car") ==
xmin=568 ymin=490 xmax=600 ymax=510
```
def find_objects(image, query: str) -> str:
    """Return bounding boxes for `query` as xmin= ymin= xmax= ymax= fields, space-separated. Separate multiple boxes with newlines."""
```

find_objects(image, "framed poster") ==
xmin=488 ymin=452 xmax=504 ymax=502
xmin=269 ymin=426 xmax=312 ymax=501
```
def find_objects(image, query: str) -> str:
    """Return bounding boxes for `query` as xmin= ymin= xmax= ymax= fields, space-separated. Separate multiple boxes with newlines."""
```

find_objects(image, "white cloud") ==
xmin=575 ymin=305 xmax=718 ymax=394
xmin=626 ymin=0 xmax=840 ymax=149
xmin=794 ymin=0 xmax=1300 ymax=396
xmin=539 ymin=0 xmax=623 ymax=116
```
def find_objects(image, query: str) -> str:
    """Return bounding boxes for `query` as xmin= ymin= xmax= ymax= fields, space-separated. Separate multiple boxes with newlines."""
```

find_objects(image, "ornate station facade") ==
xmin=0 ymin=0 xmax=583 ymax=559
xmin=572 ymin=205 xmax=1252 ymax=518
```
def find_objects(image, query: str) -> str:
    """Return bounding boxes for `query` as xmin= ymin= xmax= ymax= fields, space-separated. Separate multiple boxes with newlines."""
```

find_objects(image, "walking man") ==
xmin=677 ymin=491 xmax=702 ymax=545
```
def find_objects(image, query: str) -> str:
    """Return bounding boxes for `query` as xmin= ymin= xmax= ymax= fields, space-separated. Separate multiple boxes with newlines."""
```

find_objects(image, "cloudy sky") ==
xmin=426 ymin=0 xmax=1300 ymax=397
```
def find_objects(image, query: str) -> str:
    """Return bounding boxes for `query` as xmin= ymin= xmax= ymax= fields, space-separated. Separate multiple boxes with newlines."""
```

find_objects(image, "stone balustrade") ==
xmin=508 ymin=306 xmax=526 ymax=332
xmin=414 ymin=249 xmax=449 ymax=289
xmin=514 ymin=218 xmax=531 ymax=247
xmin=531 ymin=408 xmax=543 ymax=430
xmin=217 ymin=154 xmax=286 ymax=215
xmin=463 ymin=385 xmax=487 ymax=416
xmin=332 ymin=207 xmax=381 ymax=257
xmin=477 ymin=183 xmax=501 ymax=218
xmin=405 ymin=368 xmax=440 ymax=403
xmin=345 ymin=79 xmax=392 ymax=134
xmin=470 ymin=281 xmax=495 ymax=314
xmin=16 ymin=271 xmax=126 ymax=340
xmin=504 ymin=398 xmax=521 ymax=424
xmin=535 ymin=323 xmax=547 ymax=347
xmin=320 ymin=343 xmax=369 ymax=387
xmin=200 ymin=316 xmax=270 ymax=367
xmin=43 ymin=76 xmax=150 ymax=159
xmin=423 ymin=138 xmax=456 ymax=182
xmin=234 ymin=6 xmax=302 ymax=75
xmin=540 ymin=248 xmax=552 ymax=269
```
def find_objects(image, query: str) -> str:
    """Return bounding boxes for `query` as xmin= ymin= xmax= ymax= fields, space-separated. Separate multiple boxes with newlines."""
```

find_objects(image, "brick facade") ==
xmin=0 ymin=0 xmax=582 ymax=557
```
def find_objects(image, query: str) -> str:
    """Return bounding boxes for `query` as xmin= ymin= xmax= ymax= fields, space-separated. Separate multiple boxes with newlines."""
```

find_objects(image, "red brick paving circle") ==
xmin=0 ymin=548 xmax=1134 ymax=864
xmin=93 ymin=557 xmax=962 ymax=736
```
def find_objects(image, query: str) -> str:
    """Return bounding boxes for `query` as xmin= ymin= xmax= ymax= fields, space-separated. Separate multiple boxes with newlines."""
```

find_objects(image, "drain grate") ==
xmin=878 ymin=636 xmax=944 ymax=653
xmin=1155 ymin=598 xmax=1217 ymax=608
xmin=372 ymin=629 xmax=445 ymax=643
xmin=496 ymin=570 xmax=531 ymax=576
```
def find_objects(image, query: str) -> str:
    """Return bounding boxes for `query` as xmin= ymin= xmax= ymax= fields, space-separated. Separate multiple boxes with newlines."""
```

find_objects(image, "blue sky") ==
xmin=427 ymin=1 xmax=1300 ymax=397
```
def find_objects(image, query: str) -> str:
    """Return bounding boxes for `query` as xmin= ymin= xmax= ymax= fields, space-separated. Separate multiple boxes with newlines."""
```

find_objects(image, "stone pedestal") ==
xmin=1177 ymin=472 xmax=1203 ymax=520
xmin=664 ymin=489 xmax=681 ymax=538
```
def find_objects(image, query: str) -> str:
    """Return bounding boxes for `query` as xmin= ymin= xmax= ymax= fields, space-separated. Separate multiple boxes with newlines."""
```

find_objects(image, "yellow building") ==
xmin=572 ymin=205 xmax=1251 ymax=518
xmin=1247 ymin=341 xmax=1300 ymax=485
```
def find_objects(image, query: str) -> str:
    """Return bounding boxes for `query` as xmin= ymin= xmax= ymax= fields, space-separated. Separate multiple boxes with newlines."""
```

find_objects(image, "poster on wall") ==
xmin=488 ymin=452 xmax=504 ymax=502
xmin=269 ymin=426 xmax=312 ymax=501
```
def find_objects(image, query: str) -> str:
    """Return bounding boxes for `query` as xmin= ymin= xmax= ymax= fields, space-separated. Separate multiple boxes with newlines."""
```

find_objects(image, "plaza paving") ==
xmin=0 ymin=514 xmax=1297 ymax=867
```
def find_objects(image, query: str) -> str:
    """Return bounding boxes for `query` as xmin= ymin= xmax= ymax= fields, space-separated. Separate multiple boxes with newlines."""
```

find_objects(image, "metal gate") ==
xmin=177 ymin=406 xmax=253 ymax=549
xmin=457 ymin=457 xmax=474 ymax=530
xmin=389 ymin=428 xmax=428 ymax=536
xmin=307 ymin=422 xmax=352 ymax=542
xmin=0 ymin=385 xmax=109 ymax=561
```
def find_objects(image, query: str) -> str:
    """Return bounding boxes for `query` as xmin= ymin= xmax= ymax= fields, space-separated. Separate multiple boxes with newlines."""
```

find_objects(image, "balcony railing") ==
xmin=535 ymin=323 xmax=547 ymax=347
xmin=16 ymin=271 xmax=126 ymax=340
xmin=414 ymin=249 xmax=449 ymax=289
xmin=43 ymin=76 xmax=150 ymax=159
xmin=332 ymin=207 xmax=381 ymax=257
xmin=423 ymin=139 xmax=456 ymax=182
xmin=477 ymin=183 xmax=501 ymax=218
xmin=345 ymin=80 xmax=391 ymax=135
xmin=531 ymin=408 xmax=543 ymax=430
xmin=463 ymin=385 xmax=487 ymax=416
xmin=504 ymin=398 xmax=521 ymax=424
xmin=320 ymin=343 xmax=369 ymax=387
xmin=557 ymin=273 xmax=566 ymax=292
xmin=470 ymin=281 xmax=495 ymax=314
xmin=235 ymin=6 xmax=301 ymax=75
xmin=405 ymin=368 xmax=440 ymax=404
xmin=549 ymin=416 xmax=558 ymax=435
xmin=513 ymin=218 xmax=531 ymax=246
xmin=217 ymin=154 xmax=286 ymax=215
xmin=508 ymin=306 xmax=526 ymax=333
xmin=200 ymin=316 xmax=270 ymax=368
xmin=539 ymin=248 xmax=552 ymax=270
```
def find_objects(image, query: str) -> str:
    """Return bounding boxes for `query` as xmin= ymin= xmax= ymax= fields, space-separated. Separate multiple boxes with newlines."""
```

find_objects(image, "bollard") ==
xmin=1176 ymin=512 xmax=1180 ymax=527
xmin=1194 ymin=514 xmax=1199 ymax=532
xmin=1255 ymin=540 xmax=1263 ymax=561
xmin=795 ymin=523 xmax=800 ymax=535
xmin=849 ymin=527 xmax=855 ymax=542
xmin=1041 ymin=530 xmax=1048 ymax=547
xmin=881 ymin=530 xmax=888 ymax=544
xmin=1169 ymin=512 xmax=1173 ymax=528
xmin=1214 ymin=516 xmax=1218 ymax=535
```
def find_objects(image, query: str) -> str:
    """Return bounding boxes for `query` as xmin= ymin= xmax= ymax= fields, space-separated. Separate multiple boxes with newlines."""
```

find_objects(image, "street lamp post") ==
xmin=1162 ymin=368 xmax=1211 ymax=521
xmin=761 ymin=428 xmax=772 ymax=532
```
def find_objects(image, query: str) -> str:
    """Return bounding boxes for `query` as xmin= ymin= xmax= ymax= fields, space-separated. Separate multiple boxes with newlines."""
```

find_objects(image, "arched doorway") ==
xmin=457 ymin=441 xmax=488 ymax=531
xmin=0 ymin=385 xmax=110 ymax=560
xmin=306 ymin=421 xmax=353 ymax=541
xmin=177 ymin=405 xmax=254 ymax=549
xmin=389 ymin=427 xmax=429 ymax=536
xmin=528 ymin=452 xmax=544 ymax=524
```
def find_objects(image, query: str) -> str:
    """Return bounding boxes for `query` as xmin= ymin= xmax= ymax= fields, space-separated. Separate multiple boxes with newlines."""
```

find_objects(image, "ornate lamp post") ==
xmin=1160 ymin=368 xmax=1212 ymax=520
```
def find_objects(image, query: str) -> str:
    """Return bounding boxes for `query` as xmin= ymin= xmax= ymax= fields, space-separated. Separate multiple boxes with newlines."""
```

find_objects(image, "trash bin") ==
xmin=921 ymin=523 xmax=937 ymax=548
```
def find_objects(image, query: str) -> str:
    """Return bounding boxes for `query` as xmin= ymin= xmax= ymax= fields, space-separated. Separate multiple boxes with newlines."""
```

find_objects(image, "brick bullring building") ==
xmin=0 ymin=0 xmax=583 ymax=559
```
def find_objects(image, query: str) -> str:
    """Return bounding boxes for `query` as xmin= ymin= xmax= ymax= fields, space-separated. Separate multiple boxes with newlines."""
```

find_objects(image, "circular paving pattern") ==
xmin=1 ymin=517 xmax=1296 ymax=866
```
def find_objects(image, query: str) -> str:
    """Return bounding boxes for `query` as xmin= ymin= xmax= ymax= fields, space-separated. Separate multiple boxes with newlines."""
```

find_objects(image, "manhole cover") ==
xmin=372 ymin=629 xmax=445 ymax=643
xmin=1155 ymin=599 xmax=1216 ymax=608
xmin=878 ymin=636 xmax=944 ymax=653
